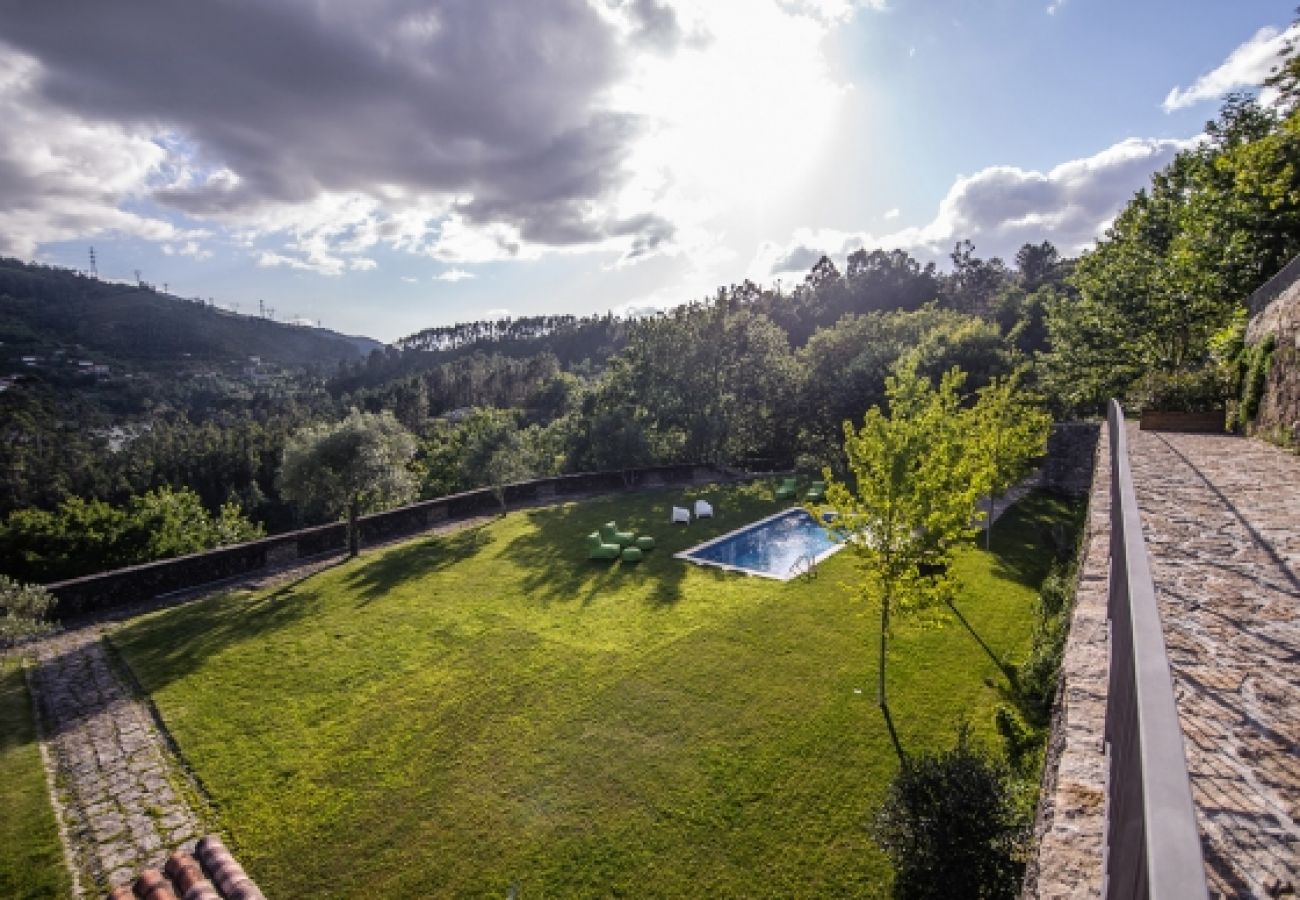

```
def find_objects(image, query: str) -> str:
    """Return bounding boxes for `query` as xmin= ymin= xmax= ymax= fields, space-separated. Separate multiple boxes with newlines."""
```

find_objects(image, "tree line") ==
xmin=4 ymin=49 xmax=1298 ymax=585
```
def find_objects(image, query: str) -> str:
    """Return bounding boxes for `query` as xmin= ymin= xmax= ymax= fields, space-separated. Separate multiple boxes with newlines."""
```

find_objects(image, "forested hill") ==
xmin=0 ymin=258 xmax=381 ymax=371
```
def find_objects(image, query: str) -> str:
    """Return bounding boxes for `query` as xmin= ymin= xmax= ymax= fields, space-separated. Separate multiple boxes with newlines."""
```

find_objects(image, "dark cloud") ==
xmin=0 ymin=0 xmax=666 ymax=249
xmin=623 ymin=0 xmax=683 ymax=51
xmin=769 ymin=244 xmax=828 ymax=274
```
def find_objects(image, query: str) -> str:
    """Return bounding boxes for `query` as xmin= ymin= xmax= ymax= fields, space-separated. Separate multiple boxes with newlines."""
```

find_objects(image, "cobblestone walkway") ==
xmin=29 ymin=628 xmax=203 ymax=894
xmin=1127 ymin=427 xmax=1300 ymax=899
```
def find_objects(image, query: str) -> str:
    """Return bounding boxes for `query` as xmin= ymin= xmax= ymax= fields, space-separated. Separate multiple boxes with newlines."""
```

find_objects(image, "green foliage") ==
xmin=971 ymin=373 xmax=1052 ymax=548
xmin=605 ymin=301 xmax=799 ymax=465
xmin=874 ymin=723 xmax=1025 ymax=900
xmin=279 ymin=409 xmax=417 ymax=554
xmin=795 ymin=306 xmax=1011 ymax=467
xmin=1128 ymin=366 xmax=1228 ymax=413
xmin=0 ymin=576 xmax=54 ymax=644
xmin=1223 ymin=330 xmax=1278 ymax=429
xmin=993 ymin=704 xmax=1036 ymax=771
xmin=825 ymin=361 xmax=986 ymax=618
xmin=0 ymin=487 xmax=263 ymax=583
xmin=1043 ymin=88 xmax=1300 ymax=413
xmin=1014 ymin=563 xmax=1076 ymax=726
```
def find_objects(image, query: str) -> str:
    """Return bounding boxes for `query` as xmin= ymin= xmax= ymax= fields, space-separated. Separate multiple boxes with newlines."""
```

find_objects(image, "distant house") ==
xmin=440 ymin=406 xmax=475 ymax=423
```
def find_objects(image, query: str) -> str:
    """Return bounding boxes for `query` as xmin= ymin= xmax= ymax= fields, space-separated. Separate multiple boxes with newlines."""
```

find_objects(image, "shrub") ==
xmin=0 ymin=576 xmax=54 ymax=645
xmin=874 ymin=724 xmax=1025 ymax=899
xmin=1015 ymin=563 xmax=1073 ymax=725
xmin=1130 ymin=367 xmax=1227 ymax=413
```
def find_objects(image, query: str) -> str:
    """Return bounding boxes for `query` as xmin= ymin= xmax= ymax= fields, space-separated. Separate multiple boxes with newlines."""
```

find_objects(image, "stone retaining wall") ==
xmin=1042 ymin=422 xmax=1100 ymax=497
xmin=44 ymin=464 xmax=712 ymax=619
xmin=1247 ymin=255 xmax=1300 ymax=446
xmin=1026 ymin=424 xmax=1110 ymax=898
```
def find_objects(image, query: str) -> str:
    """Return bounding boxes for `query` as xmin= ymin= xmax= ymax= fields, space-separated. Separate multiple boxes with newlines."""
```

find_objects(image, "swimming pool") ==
xmin=676 ymin=508 xmax=844 ymax=580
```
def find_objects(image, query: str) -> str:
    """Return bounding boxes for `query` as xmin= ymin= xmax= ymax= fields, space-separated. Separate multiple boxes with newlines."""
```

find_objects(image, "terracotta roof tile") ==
xmin=103 ymin=835 xmax=265 ymax=900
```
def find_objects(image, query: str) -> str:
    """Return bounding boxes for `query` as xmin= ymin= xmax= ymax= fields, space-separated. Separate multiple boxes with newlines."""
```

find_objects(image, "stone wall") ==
xmin=1041 ymin=422 xmax=1100 ymax=497
xmin=1246 ymin=256 xmax=1300 ymax=447
xmin=1024 ymin=423 xmax=1109 ymax=899
xmin=44 ymin=463 xmax=713 ymax=620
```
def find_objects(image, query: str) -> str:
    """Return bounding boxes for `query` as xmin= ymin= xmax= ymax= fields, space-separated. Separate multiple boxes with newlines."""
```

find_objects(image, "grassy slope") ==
xmin=113 ymin=484 xmax=1080 ymax=898
xmin=0 ymin=660 xmax=71 ymax=899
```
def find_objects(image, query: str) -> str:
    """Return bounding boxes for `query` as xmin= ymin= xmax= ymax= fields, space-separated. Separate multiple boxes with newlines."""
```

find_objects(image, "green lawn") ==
xmin=0 ymin=659 xmax=72 ymax=899
xmin=112 ymin=483 xmax=1081 ymax=898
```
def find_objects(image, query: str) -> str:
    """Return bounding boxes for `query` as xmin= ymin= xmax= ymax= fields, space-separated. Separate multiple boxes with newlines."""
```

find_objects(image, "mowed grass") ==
xmin=112 ymin=484 xmax=1081 ymax=898
xmin=0 ymin=659 xmax=72 ymax=899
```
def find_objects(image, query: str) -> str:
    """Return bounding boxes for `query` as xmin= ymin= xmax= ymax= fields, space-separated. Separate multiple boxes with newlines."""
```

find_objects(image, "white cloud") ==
xmin=0 ymin=48 xmax=199 ymax=257
xmin=1046 ymin=0 xmax=1066 ymax=15
xmin=1163 ymin=24 xmax=1299 ymax=112
xmin=161 ymin=240 xmax=213 ymax=260
xmin=882 ymin=207 xmax=900 ymax=220
xmin=435 ymin=268 xmax=476 ymax=283
xmin=0 ymin=0 xmax=862 ymax=277
xmin=750 ymin=135 xmax=1199 ymax=278
xmin=483 ymin=308 xmax=510 ymax=319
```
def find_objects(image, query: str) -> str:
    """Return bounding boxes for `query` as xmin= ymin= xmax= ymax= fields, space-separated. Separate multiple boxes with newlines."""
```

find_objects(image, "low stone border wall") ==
xmin=1026 ymin=425 xmax=1110 ymax=898
xmin=45 ymin=464 xmax=714 ymax=620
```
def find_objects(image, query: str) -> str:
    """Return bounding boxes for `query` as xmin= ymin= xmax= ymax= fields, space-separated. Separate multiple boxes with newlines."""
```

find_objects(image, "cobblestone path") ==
xmin=29 ymin=627 xmax=203 ymax=895
xmin=1127 ymin=427 xmax=1299 ymax=899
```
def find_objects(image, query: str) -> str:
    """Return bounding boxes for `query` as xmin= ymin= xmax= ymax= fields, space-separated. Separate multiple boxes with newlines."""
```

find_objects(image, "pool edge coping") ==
xmin=673 ymin=506 xmax=846 ymax=581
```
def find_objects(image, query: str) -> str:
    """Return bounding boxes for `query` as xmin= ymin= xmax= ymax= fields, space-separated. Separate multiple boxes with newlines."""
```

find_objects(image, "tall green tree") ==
xmin=280 ymin=409 xmax=417 ymax=556
xmin=820 ymin=361 xmax=988 ymax=748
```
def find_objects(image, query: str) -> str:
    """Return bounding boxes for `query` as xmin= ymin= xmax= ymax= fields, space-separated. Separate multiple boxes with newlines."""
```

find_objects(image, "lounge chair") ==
xmin=601 ymin=521 xmax=636 ymax=547
xmin=587 ymin=531 xmax=621 ymax=560
xmin=804 ymin=480 xmax=826 ymax=502
xmin=671 ymin=506 xmax=690 ymax=525
xmin=635 ymin=535 xmax=656 ymax=550
xmin=775 ymin=477 xmax=799 ymax=500
xmin=694 ymin=499 xmax=713 ymax=519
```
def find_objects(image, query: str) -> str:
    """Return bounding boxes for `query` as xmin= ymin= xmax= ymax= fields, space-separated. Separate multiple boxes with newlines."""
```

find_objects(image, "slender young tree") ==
xmin=280 ymin=410 xmax=417 ymax=556
xmin=820 ymin=360 xmax=987 ymax=751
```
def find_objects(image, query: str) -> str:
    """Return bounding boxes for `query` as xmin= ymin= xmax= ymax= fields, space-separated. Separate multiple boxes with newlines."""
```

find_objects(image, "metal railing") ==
xmin=1103 ymin=400 xmax=1208 ymax=900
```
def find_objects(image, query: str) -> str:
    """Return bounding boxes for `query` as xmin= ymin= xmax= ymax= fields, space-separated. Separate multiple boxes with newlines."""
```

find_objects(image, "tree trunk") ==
xmin=877 ymin=592 xmax=889 ymax=709
xmin=986 ymin=494 xmax=994 ymax=550
xmin=347 ymin=499 xmax=359 ymax=557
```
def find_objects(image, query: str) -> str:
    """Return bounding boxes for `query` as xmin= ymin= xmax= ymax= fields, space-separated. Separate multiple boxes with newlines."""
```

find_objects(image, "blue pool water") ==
xmin=677 ymin=508 xmax=843 ymax=580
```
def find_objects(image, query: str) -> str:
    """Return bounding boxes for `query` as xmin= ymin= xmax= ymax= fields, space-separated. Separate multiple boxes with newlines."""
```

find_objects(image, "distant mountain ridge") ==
xmin=0 ymin=257 xmax=382 ymax=371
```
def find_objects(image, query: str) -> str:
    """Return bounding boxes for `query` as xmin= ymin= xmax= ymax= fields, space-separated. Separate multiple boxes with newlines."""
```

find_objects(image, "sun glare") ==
xmin=612 ymin=1 xmax=847 ymax=226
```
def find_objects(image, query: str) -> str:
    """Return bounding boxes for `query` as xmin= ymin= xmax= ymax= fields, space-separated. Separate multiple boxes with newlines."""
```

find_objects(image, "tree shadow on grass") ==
xmin=343 ymin=523 xmax=495 ymax=605
xmin=505 ymin=497 xmax=688 ymax=608
xmin=504 ymin=484 xmax=775 ymax=610
xmin=987 ymin=491 xmax=1085 ymax=588
xmin=946 ymin=599 xmax=1013 ymax=680
xmin=104 ymin=568 xmax=335 ymax=698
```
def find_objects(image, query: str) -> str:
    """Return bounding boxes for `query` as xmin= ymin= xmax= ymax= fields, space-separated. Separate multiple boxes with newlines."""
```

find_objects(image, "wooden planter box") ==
xmin=1138 ymin=409 xmax=1226 ymax=433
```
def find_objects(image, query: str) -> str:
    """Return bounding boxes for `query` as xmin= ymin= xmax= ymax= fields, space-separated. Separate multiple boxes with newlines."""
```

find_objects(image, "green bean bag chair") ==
xmin=635 ymin=535 xmax=656 ymax=551
xmin=621 ymin=547 xmax=644 ymax=563
xmin=601 ymin=521 xmax=636 ymax=547
xmin=587 ymin=531 xmax=622 ymax=560
xmin=775 ymin=477 xmax=799 ymax=500
xmin=804 ymin=480 xmax=826 ymax=502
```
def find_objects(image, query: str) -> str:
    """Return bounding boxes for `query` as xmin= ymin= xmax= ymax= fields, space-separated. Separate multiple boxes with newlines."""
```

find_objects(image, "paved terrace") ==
xmin=1036 ymin=426 xmax=1299 ymax=898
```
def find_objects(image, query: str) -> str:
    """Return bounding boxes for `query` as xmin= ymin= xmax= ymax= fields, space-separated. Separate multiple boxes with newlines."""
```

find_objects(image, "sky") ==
xmin=1 ymin=0 xmax=1296 ymax=342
